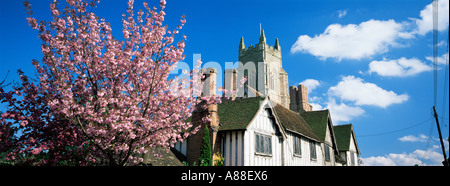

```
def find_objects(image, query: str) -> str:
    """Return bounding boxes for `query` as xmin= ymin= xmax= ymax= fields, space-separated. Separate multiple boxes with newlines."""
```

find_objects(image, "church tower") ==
xmin=226 ymin=29 xmax=290 ymax=108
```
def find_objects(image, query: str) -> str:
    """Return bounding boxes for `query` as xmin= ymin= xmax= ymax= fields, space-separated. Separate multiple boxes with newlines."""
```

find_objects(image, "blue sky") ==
xmin=1 ymin=0 xmax=449 ymax=165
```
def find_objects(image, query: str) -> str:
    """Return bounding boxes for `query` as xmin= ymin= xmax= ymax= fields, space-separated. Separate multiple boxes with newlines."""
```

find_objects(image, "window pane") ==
xmin=294 ymin=136 xmax=298 ymax=155
xmin=256 ymin=134 xmax=260 ymax=153
xmin=263 ymin=136 xmax=268 ymax=154
xmin=268 ymin=137 xmax=272 ymax=154
xmin=259 ymin=136 xmax=266 ymax=153
xmin=294 ymin=137 xmax=297 ymax=154
xmin=298 ymin=137 xmax=301 ymax=155
xmin=295 ymin=136 xmax=301 ymax=155
xmin=310 ymin=141 xmax=316 ymax=159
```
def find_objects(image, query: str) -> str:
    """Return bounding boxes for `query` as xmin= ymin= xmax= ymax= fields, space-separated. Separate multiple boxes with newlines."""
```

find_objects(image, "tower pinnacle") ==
xmin=274 ymin=38 xmax=280 ymax=50
xmin=259 ymin=29 xmax=266 ymax=44
xmin=239 ymin=37 xmax=245 ymax=50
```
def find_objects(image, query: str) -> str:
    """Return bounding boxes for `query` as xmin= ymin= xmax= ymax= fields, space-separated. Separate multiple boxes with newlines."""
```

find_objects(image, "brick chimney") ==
xmin=298 ymin=84 xmax=312 ymax=112
xmin=187 ymin=67 xmax=220 ymax=165
xmin=202 ymin=68 xmax=219 ymax=130
xmin=289 ymin=86 xmax=299 ymax=111
xmin=289 ymin=84 xmax=312 ymax=113
xmin=224 ymin=69 xmax=237 ymax=101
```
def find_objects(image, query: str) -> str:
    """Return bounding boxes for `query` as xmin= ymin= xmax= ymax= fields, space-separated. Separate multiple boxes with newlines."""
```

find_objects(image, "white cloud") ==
xmin=411 ymin=0 xmax=449 ymax=35
xmin=326 ymin=98 xmax=365 ymax=124
xmin=362 ymin=156 xmax=398 ymax=166
xmin=328 ymin=75 xmax=409 ymax=108
xmin=291 ymin=1 xmax=449 ymax=61
xmin=368 ymin=57 xmax=433 ymax=77
xmin=300 ymin=79 xmax=321 ymax=93
xmin=310 ymin=102 xmax=324 ymax=111
xmin=309 ymin=98 xmax=365 ymax=124
xmin=362 ymin=139 xmax=448 ymax=166
xmin=362 ymin=153 xmax=423 ymax=166
xmin=436 ymin=40 xmax=447 ymax=47
xmin=307 ymin=76 xmax=409 ymax=123
xmin=413 ymin=148 xmax=444 ymax=164
xmin=337 ymin=9 xmax=347 ymax=18
xmin=362 ymin=147 xmax=444 ymax=166
xmin=290 ymin=19 xmax=406 ymax=61
xmin=426 ymin=51 xmax=449 ymax=65
xmin=398 ymin=134 xmax=430 ymax=142
xmin=309 ymin=96 xmax=321 ymax=103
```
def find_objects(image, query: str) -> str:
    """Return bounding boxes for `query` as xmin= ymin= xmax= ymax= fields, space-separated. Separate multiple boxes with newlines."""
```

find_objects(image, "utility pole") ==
xmin=433 ymin=106 xmax=449 ymax=166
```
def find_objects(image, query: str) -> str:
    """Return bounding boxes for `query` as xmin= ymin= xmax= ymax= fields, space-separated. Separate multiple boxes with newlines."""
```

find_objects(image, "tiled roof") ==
xmin=273 ymin=104 xmax=320 ymax=142
xmin=333 ymin=124 xmax=352 ymax=151
xmin=300 ymin=110 xmax=330 ymax=142
xmin=217 ymin=97 xmax=266 ymax=131
xmin=218 ymin=97 xmax=323 ymax=143
xmin=334 ymin=124 xmax=360 ymax=155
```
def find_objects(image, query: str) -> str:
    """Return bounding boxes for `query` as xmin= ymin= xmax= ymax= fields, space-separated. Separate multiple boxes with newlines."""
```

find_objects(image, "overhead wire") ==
xmin=433 ymin=0 xmax=438 ymax=107
xmin=440 ymin=26 xmax=449 ymax=131
xmin=432 ymin=0 xmax=449 ymax=165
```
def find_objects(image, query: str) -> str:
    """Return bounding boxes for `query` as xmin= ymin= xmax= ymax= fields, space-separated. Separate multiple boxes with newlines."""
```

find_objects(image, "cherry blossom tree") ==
xmin=1 ymin=69 xmax=89 ymax=165
xmin=0 ymin=0 xmax=221 ymax=166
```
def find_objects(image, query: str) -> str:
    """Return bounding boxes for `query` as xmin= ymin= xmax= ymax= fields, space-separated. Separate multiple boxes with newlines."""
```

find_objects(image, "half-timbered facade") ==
xmin=169 ymin=31 xmax=360 ymax=166
xmin=174 ymin=96 xmax=352 ymax=166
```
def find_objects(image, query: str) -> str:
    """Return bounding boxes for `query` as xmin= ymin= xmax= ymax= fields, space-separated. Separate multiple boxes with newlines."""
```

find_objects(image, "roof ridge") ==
xmin=219 ymin=96 xmax=266 ymax=104
xmin=306 ymin=109 xmax=329 ymax=113
xmin=334 ymin=123 xmax=353 ymax=127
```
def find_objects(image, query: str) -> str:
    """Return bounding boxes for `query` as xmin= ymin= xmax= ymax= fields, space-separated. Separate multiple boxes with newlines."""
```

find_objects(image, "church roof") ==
xmin=273 ymin=104 xmax=320 ymax=142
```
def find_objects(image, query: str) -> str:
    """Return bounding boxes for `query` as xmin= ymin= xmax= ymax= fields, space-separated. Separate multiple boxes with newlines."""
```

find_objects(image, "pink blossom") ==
xmin=20 ymin=120 xmax=28 ymax=127
xmin=26 ymin=17 xmax=38 ymax=29
xmin=31 ymin=148 xmax=41 ymax=155
xmin=0 ymin=0 xmax=228 ymax=166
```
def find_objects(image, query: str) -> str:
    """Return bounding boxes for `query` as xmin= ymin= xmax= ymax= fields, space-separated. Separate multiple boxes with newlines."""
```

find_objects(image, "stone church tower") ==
xmin=225 ymin=29 xmax=290 ymax=108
